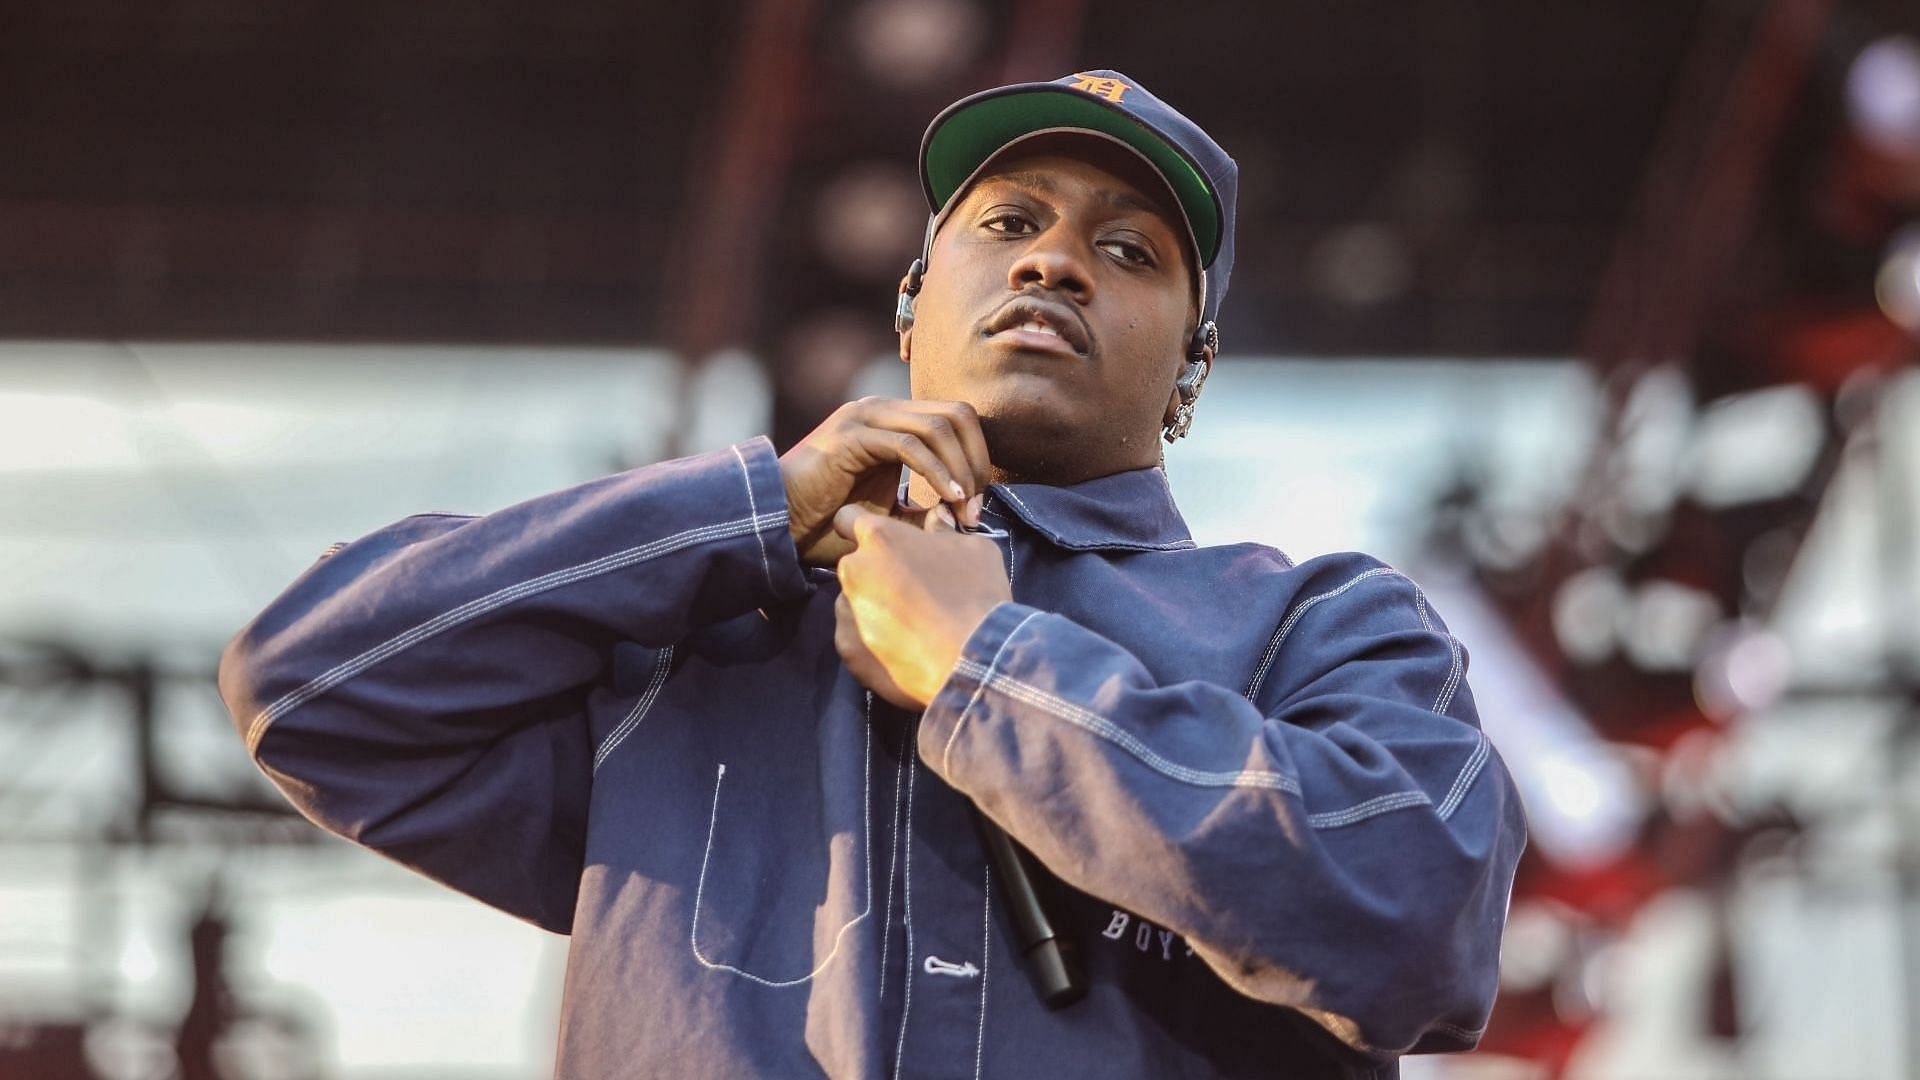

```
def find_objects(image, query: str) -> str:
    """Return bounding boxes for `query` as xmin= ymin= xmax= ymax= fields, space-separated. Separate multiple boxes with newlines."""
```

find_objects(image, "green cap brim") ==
xmin=922 ymin=89 xmax=1222 ymax=266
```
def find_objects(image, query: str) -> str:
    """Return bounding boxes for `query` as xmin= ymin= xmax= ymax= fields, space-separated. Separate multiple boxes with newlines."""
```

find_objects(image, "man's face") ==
xmin=902 ymin=134 xmax=1197 ymax=485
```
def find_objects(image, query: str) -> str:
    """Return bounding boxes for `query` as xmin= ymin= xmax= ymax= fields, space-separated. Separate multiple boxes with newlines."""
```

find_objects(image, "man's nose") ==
xmin=1007 ymin=226 xmax=1093 ymax=301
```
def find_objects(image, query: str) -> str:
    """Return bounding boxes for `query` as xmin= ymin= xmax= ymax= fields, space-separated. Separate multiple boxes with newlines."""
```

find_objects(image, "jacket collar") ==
xmin=985 ymin=465 xmax=1196 ymax=552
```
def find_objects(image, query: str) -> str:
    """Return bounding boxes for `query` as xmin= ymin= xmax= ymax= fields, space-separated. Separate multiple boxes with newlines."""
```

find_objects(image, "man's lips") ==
xmin=982 ymin=297 xmax=1091 ymax=356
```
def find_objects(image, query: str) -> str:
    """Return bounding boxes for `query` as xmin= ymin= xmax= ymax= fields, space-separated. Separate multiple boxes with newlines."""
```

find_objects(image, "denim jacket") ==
xmin=219 ymin=436 xmax=1526 ymax=1079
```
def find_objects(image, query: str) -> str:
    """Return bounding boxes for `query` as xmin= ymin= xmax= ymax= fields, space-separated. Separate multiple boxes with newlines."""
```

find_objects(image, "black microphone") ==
xmin=972 ymin=809 xmax=1086 ymax=1008
xmin=938 ymin=494 xmax=1085 ymax=1006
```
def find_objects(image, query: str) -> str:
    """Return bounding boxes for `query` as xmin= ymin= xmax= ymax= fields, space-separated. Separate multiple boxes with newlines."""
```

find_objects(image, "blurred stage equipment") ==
xmin=1422 ymin=1 xmax=1920 ymax=1072
xmin=1881 ymin=223 xmax=1920 ymax=334
xmin=0 ymin=643 xmax=323 ymax=1078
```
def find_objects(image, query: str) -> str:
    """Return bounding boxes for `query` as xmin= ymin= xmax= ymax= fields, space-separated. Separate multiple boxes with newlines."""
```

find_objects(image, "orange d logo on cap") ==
xmin=1066 ymin=73 xmax=1130 ymax=102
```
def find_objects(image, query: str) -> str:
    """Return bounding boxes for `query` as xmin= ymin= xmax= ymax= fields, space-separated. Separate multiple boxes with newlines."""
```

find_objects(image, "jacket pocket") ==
xmin=684 ymin=686 xmax=879 ymax=987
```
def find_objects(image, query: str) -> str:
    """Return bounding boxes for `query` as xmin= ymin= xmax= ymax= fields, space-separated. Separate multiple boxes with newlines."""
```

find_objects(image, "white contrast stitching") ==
xmin=922 ymin=955 xmax=979 ymax=977
xmin=245 ymin=510 xmax=786 ymax=750
xmin=969 ymin=498 xmax=1012 ymax=541
xmin=1305 ymin=790 xmax=1433 ymax=830
xmin=891 ymin=729 xmax=918 ymax=1080
xmin=1435 ymin=732 xmax=1491 ymax=822
xmin=956 ymin=658 xmax=1302 ymax=795
xmin=591 ymin=645 xmax=675 ymax=772
xmin=1235 ymin=566 xmax=1483 ymax=830
xmin=877 ymin=696 xmax=906 ymax=1001
xmin=1244 ymin=568 xmax=1398 ymax=701
xmin=1412 ymin=589 xmax=1464 ymax=715
xmin=688 ymin=707 xmax=873 ymax=987
xmin=964 ymin=656 xmax=1441 ymax=829
xmin=1433 ymin=1020 xmax=1486 ymax=1042
xmin=979 ymin=496 xmax=1017 ymax=581
xmin=941 ymin=611 xmax=1043 ymax=776
xmin=1005 ymin=513 xmax=1016 ymax=587
xmin=949 ymin=578 xmax=1471 ymax=834
xmin=731 ymin=444 xmax=775 ymax=593
xmin=1244 ymin=568 xmax=1468 ymax=720
xmin=973 ymin=862 xmax=991 ymax=1080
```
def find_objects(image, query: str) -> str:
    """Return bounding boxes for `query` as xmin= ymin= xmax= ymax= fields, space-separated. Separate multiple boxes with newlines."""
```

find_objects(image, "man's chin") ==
xmin=974 ymin=406 xmax=1087 ymax=485
xmin=911 ymin=374 xmax=1136 ymax=483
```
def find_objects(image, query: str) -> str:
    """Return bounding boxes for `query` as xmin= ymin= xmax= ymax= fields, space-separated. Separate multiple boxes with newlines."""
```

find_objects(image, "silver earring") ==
xmin=1163 ymin=321 xmax=1216 ymax=443
xmin=1163 ymin=397 xmax=1198 ymax=443
xmin=894 ymin=258 xmax=925 ymax=335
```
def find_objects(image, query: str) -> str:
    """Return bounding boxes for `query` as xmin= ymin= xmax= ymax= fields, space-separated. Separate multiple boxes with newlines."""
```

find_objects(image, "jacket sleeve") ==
xmin=217 ymin=437 xmax=806 ymax=933
xmin=916 ymin=552 xmax=1527 ymax=1059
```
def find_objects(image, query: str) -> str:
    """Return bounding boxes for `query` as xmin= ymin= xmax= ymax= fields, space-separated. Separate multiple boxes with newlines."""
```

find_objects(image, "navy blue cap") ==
xmin=918 ymin=69 xmax=1239 ymax=327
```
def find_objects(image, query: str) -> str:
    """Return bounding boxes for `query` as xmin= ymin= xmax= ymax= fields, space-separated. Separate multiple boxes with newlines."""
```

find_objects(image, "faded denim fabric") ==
xmin=219 ymin=436 xmax=1526 ymax=1079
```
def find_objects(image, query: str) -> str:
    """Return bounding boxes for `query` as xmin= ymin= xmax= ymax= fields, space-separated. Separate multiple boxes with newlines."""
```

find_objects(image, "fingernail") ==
xmin=966 ymin=493 xmax=983 ymax=527
xmin=948 ymin=480 xmax=966 ymax=501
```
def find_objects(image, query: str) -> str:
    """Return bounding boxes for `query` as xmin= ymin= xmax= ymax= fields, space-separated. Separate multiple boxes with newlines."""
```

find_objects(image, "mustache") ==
xmin=978 ymin=290 xmax=1095 ymax=356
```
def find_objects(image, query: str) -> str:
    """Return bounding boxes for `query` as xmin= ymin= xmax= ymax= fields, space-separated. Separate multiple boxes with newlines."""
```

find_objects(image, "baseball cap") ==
xmin=918 ymin=69 xmax=1239 ymax=326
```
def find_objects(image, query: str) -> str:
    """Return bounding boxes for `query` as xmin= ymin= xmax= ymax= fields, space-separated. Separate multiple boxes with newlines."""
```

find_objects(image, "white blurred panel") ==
xmin=1169 ymin=358 xmax=1597 ymax=562
xmin=0 ymin=342 xmax=681 ymax=654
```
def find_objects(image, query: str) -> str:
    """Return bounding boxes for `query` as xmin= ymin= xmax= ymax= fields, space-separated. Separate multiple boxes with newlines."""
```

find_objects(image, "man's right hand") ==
xmin=780 ymin=397 xmax=992 ymax=567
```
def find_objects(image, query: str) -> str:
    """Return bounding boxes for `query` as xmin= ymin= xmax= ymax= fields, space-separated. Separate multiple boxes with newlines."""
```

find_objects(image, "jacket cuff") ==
xmin=721 ymin=432 xmax=810 ymax=611
xmin=729 ymin=435 xmax=810 ymax=610
xmin=918 ymin=600 xmax=1047 ymax=782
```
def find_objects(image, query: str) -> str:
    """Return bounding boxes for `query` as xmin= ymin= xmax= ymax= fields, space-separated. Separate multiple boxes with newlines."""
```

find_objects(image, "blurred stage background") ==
xmin=3 ymin=1 xmax=1920 ymax=1077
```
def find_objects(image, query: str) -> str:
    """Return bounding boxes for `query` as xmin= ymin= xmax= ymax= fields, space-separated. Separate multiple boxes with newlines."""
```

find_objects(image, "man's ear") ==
xmin=896 ymin=272 xmax=914 ymax=364
xmin=894 ymin=258 xmax=926 ymax=364
xmin=1163 ymin=323 xmax=1216 ymax=430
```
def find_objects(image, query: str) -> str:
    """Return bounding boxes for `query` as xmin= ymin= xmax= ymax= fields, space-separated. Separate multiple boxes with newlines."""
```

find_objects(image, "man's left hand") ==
xmin=832 ymin=504 xmax=1012 ymax=710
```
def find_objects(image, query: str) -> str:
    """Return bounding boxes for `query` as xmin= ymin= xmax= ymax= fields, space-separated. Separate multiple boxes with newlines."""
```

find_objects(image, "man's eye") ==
xmin=982 ymin=213 xmax=1033 ymax=234
xmin=1099 ymin=238 xmax=1154 ymax=266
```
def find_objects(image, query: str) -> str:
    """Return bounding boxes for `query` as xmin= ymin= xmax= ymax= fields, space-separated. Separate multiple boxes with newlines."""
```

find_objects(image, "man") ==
xmin=220 ymin=70 xmax=1526 ymax=1078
